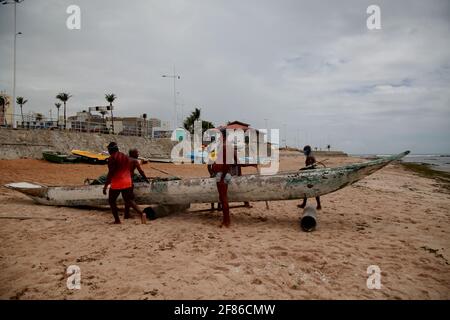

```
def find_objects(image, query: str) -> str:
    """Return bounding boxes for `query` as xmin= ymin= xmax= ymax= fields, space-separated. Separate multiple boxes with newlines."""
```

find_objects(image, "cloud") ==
xmin=0 ymin=0 xmax=449 ymax=154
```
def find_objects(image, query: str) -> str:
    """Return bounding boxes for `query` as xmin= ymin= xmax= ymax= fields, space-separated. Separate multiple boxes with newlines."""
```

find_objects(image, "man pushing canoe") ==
xmin=103 ymin=142 xmax=146 ymax=224
xmin=124 ymin=148 xmax=150 ymax=219
xmin=211 ymin=129 xmax=233 ymax=227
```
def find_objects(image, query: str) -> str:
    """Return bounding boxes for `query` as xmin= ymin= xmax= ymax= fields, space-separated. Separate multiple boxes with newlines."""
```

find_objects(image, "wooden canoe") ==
xmin=42 ymin=150 xmax=80 ymax=164
xmin=4 ymin=151 xmax=409 ymax=207
xmin=71 ymin=149 xmax=109 ymax=164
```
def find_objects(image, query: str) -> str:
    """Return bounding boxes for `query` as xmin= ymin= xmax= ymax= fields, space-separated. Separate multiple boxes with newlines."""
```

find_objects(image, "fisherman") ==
xmin=103 ymin=142 xmax=146 ymax=224
xmin=207 ymin=163 xmax=221 ymax=211
xmin=230 ymin=145 xmax=251 ymax=208
xmin=298 ymin=145 xmax=322 ymax=210
xmin=211 ymin=129 xmax=232 ymax=227
xmin=123 ymin=148 xmax=150 ymax=219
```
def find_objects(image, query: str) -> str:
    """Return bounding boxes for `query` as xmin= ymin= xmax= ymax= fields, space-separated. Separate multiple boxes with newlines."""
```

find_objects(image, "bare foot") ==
xmin=141 ymin=213 xmax=147 ymax=224
xmin=110 ymin=220 xmax=121 ymax=224
xmin=220 ymin=219 xmax=230 ymax=228
xmin=316 ymin=205 xmax=322 ymax=210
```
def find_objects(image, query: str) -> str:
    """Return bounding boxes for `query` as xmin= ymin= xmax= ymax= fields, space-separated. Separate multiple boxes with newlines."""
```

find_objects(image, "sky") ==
xmin=0 ymin=0 xmax=449 ymax=154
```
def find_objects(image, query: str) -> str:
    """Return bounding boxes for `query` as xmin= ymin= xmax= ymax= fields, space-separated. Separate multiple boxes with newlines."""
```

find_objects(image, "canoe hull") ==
xmin=5 ymin=151 xmax=410 ymax=207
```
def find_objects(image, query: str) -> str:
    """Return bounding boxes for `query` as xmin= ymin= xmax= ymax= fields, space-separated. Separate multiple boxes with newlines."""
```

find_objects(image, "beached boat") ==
xmin=71 ymin=149 xmax=109 ymax=164
xmin=42 ymin=150 xmax=80 ymax=164
xmin=5 ymin=151 xmax=409 ymax=207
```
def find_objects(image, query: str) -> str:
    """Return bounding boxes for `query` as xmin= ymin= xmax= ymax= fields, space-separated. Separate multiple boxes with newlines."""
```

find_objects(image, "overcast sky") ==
xmin=0 ymin=0 xmax=449 ymax=154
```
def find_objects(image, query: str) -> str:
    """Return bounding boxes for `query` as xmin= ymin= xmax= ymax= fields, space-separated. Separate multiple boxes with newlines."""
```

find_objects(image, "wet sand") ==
xmin=0 ymin=155 xmax=449 ymax=299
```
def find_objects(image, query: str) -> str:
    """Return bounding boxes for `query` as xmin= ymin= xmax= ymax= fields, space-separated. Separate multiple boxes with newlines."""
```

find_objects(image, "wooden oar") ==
xmin=148 ymin=165 xmax=172 ymax=176
xmin=0 ymin=216 xmax=67 ymax=221
xmin=138 ymin=157 xmax=173 ymax=175
xmin=300 ymin=159 xmax=329 ymax=170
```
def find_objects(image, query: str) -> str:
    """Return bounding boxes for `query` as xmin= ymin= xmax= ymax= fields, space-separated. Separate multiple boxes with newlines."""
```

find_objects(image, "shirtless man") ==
xmin=124 ymin=148 xmax=150 ymax=219
xmin=103 ymin=142 xmax=146 ymax=224
xmin=211 ymin=129 xmax=232 ymax=227
xmin=298 ymin=145 xmax=322 ymax=210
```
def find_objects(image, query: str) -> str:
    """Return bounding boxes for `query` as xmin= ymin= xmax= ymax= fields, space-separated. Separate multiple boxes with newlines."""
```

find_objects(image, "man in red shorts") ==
xmin=103 ymin=142 xmax=146 ymax=224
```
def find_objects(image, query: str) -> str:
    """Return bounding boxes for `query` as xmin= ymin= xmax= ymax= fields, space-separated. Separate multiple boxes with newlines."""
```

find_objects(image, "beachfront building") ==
xmin=66 ymin=111 xmax=169 ymax=137
xmin=114 ymin=116 xmax=149 ymax=137
xmin=212 ymin=120 xmax=270 ymax=163
xmin=152 ymin=120 xmax=172 ymax=138
xmin=148 ymin=118 xmax=161 ymax=131
xmin=16 ymin=111 xmax=54 ymax=129
xmin=68 ymin=110 xmax=106 ymax=133
xmin=103 ymin=116 xmax=165 ymax=137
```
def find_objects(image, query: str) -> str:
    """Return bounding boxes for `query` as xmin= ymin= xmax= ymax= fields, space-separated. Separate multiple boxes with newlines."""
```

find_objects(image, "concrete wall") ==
xmin=0 ymin=129 xmax=176 ymax=160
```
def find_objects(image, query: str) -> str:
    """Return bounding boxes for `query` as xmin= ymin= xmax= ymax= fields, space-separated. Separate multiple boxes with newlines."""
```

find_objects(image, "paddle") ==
xmin=299 ymin=158 xmax=329 ymax=171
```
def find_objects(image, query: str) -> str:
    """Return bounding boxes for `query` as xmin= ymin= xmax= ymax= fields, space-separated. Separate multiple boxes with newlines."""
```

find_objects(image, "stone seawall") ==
xmin=0 ymin=129 xmax=176 ymax=160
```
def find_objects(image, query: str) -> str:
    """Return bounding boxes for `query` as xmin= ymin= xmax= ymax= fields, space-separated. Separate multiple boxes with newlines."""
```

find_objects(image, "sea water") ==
xmin=352 ymin=154 xmax=450 ymax=173
xmin=400 ymin=154 xmax=450 ymax=173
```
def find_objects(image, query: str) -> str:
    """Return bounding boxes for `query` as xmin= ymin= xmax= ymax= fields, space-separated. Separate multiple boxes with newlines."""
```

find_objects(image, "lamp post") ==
xmin=162 ymin=66 xmax=181 ymax=130
xmin=2 ymin=0 xmax=24 ymax=128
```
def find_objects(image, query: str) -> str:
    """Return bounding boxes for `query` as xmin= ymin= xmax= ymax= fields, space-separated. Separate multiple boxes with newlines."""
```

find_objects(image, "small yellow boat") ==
xmin=71 ymin=149 xmax=109 ymax=164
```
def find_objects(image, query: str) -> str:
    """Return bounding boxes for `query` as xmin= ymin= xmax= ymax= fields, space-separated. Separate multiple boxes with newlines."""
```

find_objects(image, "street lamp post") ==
xmin=162 ymin=66 xmax=181 ymax=130
xmin=3 ymin=0 xmax=24 ymax=129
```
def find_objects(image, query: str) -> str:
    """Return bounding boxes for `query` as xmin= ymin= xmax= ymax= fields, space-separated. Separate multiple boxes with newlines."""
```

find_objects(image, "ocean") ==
xmin=352 ymin=154 xmax=450 ymax=173
xmin=400 ymin=154 xmax=450 ymax=173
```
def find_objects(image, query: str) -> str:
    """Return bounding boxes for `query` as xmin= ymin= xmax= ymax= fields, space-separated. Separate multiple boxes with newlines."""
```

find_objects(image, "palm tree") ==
xmin=0 ymin=95 xmax=8 ymax=126
xmin=105 ymin=93 xmax=116 ymax=134
xmin=16 ymin=96 xmax=28 ymax=125
xmin=327 ymin=144 xmax=331 ymax=152
xmin=56 ymin=92 xmax=72 ymax=129
xmin=183 ymin=107 xmax=214 ymax=134
xmin=54 ymin=102 xmax=61 ymax=128
xmin=99 ymin=110 xmax=107 ymax=119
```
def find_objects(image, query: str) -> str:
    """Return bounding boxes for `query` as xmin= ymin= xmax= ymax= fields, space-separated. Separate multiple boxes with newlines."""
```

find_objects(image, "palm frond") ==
xmin=105 ymin=93 xmax=117 ymax=103
xmin=56 ymin=92 xmax=72 ymax=102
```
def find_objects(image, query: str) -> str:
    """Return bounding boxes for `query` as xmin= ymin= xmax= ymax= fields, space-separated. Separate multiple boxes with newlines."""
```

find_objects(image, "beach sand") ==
xmin=0 ymin=154 xmax=449 ymax=299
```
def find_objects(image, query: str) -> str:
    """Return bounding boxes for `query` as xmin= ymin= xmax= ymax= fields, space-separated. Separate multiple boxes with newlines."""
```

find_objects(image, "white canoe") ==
xmin=4 ymin=151 xmax=409 ymax=207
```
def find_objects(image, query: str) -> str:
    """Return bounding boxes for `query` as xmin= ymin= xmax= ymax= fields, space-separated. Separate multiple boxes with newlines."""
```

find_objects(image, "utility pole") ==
xmin=2 ymin=0 xmax=24 ymax=128
xmin=162 ymin=66 xmax=181 ymax=130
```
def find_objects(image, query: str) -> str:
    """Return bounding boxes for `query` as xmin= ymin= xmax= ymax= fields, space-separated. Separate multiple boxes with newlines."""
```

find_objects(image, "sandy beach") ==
xmin=0 ymin=154 xmax=449 ymax=300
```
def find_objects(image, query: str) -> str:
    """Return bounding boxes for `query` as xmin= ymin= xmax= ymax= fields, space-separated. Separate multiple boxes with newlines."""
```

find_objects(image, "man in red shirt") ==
xmin=103 ymin=142 xmax=146 ymax=224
